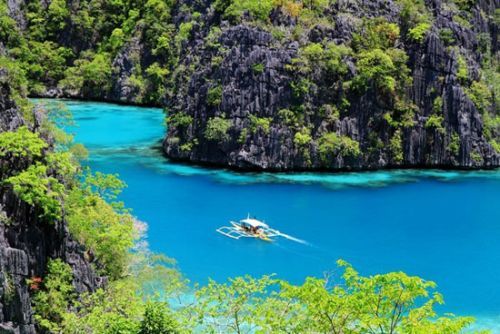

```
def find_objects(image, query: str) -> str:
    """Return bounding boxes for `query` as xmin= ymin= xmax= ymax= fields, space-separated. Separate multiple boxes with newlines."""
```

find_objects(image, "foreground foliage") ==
xmin=2 ymin=106 xmax=479 ymax=333
xmin=33 ymin=257 xmax=483 ymax=333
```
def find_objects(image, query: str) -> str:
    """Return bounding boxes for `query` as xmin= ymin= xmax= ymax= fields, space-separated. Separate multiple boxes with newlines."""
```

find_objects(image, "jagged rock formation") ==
xmin=2 ymin=0 xmax=499 ymax=171
xmin=164 ymin=0 xmax=499 ymax=170
xmin=0 ymin=70 xmax=104 ymax=333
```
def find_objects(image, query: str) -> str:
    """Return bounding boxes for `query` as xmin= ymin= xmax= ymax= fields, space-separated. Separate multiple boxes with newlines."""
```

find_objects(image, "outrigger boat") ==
xmin=216 ymin=215 xmax=281 ymax=242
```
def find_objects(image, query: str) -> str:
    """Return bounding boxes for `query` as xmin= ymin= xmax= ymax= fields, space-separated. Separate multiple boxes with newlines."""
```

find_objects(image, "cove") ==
xmin=36 ymin=99 xmax=500 ymax=330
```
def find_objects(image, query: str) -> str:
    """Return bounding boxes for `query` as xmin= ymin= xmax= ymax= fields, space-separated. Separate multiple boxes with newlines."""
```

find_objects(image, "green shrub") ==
xmin=389 ymin=130 xmax=404 ymax=163
xmin=291 ymin=78 xmax=311 ymax=98
xmin=204 ymin=117 xmax=232 ymax=141
xmin=470 ymin=151 xmax=483 ymax=163
xmin=0 ymin=2 xmax=21 ymax=47
xmin=139 ymin=301 xmax=180 ymax=334
xmin=490 ymin=139 xmax=500 ymax=153
xmin=248 ymin=115 xmax=272 ymax=135
xmin=108 ymin=28 xmax=125 ymax=52
xmin=252 ymin=63 xmax=265 ymax=74
xmin=352 ymin=49 xmax=396 ymax=94
xmin=6 ymin=164 xmax=64 ymax=222
xmin=466 ymin=81 xmax=492 ymax=114
xmin=425 ymin=115 xmax=445 ymax=134
xmin=302 ymin=43 xmax=324 ymax=60
xmin=397 ymin=0 xmax=431 ymax=28
xmin=224 ymin=0 xmax=274 ymax=22
xmin=60 ymin=52 xmax=113 ymax=96
xmin=166 ymin=112 xmax=193 ymax=128
xmin=294 ymin=129 xmax=312 ymax=147
xmin=453 ymin=0 xmax=475 ymax=11
xmin=277 ymin=109 xmax=297 ymax=126
xmin=439 ymin=28 xmax=455 ymax=46
xmin=10 ymin=40 xmax=72 ymax=87
xmin=66 ymin=172 xmax=135 ymax=279
xmin=453 ymin=15 xmax=472 ymax=29
xmin=433 ymin=96 xmax=443 ymax=114
xmin=448 ymin=132 xmax=460 ymax=156
xmin=175 ymin=21 xmax=194 ymax=46
xmin=324 ymin=43 xmax=352 ymax=76
xmin=408 ymin=22 xmax=431 ymax=43
xmin=205 ymin=27 xmax=222 ymax=49
xmin=145 ymin=62 xmax=169 ymax=102
xmin=207 ymin=85 xmax=223 ymax=106
xmin=353 ymin=18 xmax=400 ymax=51
xmin=0 ymin=126 xmax=47 ymax=159
xmin=318 ymin=132 xmax=361 ymax=161
xmin=47 ymin=0 xmax=70 ymax=33
xmin=482 ymin=112 xmax=500 ymax=146
xmin=179 ymin=140 xmax=196 ymax=152
xmin=33 ymin=259 xmax=75 ymax=333
xmin=456 ymin=55 xmax=468 ymax=84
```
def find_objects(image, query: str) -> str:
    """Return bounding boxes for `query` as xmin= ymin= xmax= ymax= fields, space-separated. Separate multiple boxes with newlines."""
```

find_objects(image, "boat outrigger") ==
xmin=216 ymin=215 xmax=281 ymax=242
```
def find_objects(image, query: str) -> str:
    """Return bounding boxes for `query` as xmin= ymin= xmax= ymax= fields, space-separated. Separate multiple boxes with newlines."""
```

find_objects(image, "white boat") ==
xmin=216 ymin=215 xmax=280 ymax=242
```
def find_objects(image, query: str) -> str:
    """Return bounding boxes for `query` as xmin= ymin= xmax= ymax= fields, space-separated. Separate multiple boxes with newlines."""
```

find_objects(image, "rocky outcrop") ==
xmin=164 ymin=0 xmax=499 ymax=170
xmin=3 ymin=0 xmax=498 ymax=170
xmin=0 ymin=70 xmax=104 ymax=333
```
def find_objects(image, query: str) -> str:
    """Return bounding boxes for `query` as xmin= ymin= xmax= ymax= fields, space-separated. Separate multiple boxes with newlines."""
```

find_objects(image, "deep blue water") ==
xmin=36 ymin=99 xmax=500 ymax=330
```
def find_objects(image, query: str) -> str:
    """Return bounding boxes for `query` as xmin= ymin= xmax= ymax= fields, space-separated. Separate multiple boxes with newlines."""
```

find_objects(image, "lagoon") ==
xmin=37 ymin=99 xmax=500 ymax=330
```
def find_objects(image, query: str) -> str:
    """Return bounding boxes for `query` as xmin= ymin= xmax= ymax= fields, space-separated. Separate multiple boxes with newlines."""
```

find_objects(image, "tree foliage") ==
xmin=189 ymin=260 xmax=477 ymax=333
xmin=66 ymin=171 xmax=135 ymax=279
xmin=204 ymin=116 xmax=232 ymax=141
xmin=32 ymin=259 xmax=75 ymax=333
xmin=0 ymin=126 xmax=47 ymax=160
xmin=318 ymin=132 xmax=361 ymax=162
xmin=139 ymin=301 xmax=180 ymax=334
xmin=6 ymin=163 xmax=64 ymax=221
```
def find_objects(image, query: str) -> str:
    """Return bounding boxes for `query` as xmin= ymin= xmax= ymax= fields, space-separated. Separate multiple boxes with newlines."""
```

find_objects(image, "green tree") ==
xmin=207 ymin=85 xmax=223 ymax=106
xmin=204 ymin=116 xmax=232 ymax=141
xmin=248 ymin=115 xmax=272 ymax=135
xmin=389 ymin=129 xmax=404 ymax=163
xmin=33 ymin=259 xmax=75 ymax=333
xmin=353 ymin=18 xmax=401 ymax=51
xmin=192 ymin=261 xmax=478 ymax=333
xmin=166 ymin=112 xmax=193 ymax=129
xmin=47 ymin=0 xmax=70 ymax=33
xmin=60 ymin=52 xmax=113 ymax=96
xmin=6 ymin=163 xmax=64 ymax=221
xmin=0 ymin=126 xmax=47 ymax=160
xmin=139 ymin=301 xmax=180 ymax=334
xmin=353 ymin=49 xmax=397 ymax=94
xmin=66 ymin=172 xmax=135 ymax=279
xmin=195 ymin=275 xmax=276 ymax=333
xmin=318 ymin=132 xmax=361 ymax=162
xmin=408 ymin=22 xmax=431 ymax=43
xmin=224 ymin=0 xmax=274 ymax=22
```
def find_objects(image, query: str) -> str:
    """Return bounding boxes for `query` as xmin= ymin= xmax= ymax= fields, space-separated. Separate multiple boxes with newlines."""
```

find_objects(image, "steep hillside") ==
xmin=164 ymin=0 xmax=500 ymax=170
xmin=1 ymin=0 xmax=498 ymax=171
xmin=0 ymin=67 xmax=104 ymax=333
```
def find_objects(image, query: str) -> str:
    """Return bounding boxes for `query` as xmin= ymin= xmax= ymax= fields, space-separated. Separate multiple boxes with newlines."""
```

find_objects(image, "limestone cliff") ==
xmin=164 ymin=0 xmax=499 ymax=170
xmin=0 ymin=69 xmax=104 ymax=334
xmin=2 ymin=0 xmax=499 ymax=171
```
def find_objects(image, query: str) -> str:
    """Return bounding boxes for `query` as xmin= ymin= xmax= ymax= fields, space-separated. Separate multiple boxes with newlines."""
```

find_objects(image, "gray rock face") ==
xmin=0 ymin=71 xmax=104 ymax=333
xmin=164 ymin=0 xmax=499 ymax=170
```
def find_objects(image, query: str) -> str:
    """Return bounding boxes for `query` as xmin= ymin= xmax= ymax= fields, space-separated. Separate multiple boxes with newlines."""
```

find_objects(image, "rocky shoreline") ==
xmin=163 ymin=0 xmax=499 ymax=171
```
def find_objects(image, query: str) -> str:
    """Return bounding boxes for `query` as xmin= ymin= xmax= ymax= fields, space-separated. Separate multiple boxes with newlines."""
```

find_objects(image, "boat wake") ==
xmin=275 ymin=232 xmax=309 ymax=245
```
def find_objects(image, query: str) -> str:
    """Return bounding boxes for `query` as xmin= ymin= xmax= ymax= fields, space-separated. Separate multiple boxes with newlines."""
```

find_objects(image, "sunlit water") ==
xmin=35 ymin=99 xmax=500 ymax=331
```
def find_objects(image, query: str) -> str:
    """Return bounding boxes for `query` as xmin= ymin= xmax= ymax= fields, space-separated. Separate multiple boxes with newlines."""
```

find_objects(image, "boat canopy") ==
xmin=240 ymin=218 xmax=269 ymax=229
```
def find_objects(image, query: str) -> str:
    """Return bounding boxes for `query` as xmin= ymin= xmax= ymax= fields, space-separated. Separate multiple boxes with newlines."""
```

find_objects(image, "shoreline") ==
xmin=33 ymin=97 xmax=500 ymax=174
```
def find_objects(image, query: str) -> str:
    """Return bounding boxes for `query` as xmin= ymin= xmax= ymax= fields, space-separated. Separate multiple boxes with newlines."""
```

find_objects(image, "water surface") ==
xmin=37 ymin=99 xmax=500 ymax=330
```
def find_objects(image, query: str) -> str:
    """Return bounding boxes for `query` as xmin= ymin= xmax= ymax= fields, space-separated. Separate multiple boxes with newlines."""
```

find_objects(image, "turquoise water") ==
xmin=37 ymin=99 xmax=500 ymax=329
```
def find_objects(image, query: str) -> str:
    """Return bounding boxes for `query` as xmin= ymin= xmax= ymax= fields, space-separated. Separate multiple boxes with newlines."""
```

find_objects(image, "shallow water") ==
xmin=36 ymin=99 xmax=500 ymax=330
